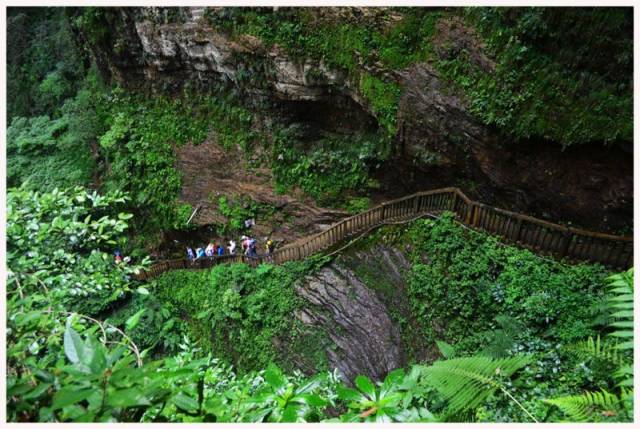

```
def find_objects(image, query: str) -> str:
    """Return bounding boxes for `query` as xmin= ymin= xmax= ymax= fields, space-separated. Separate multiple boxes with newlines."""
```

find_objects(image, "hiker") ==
xmin=196 ymin=247 xmax=205 ymax=260
xmin=265 ymin=238 xmax=275 ymax=255
xmin=217 ymin=245 xmax=224 ymax=256
xmin=228 ymin=240 xmax=237 ymax=255
xmin=186 ymin=247 xmax=195 ymax=261
xmin=114 ymin=248 xmax=123 ymax=264
xmin=241 ymin=235 xmax=249 ymax=254
xmin=205 ymin=243 xmax=215 ymax=257
xmin=244 ymin=218 xmax=255 ymax=229
xmin=248 ymin=237 xmax=258 ymax=257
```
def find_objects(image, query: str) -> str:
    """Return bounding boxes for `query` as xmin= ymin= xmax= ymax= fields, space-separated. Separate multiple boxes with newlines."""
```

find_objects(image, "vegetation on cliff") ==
xmin=206 ymin=7 xmax=631 ymax=147
xmin=5 ymin=6 xmax=633 ymax=423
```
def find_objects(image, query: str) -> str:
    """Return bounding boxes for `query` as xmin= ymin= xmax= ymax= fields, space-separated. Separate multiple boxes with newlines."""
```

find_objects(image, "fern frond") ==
xmin=495 ymin=315 xmax=526 ymax=338
xmin=606 ymin=268 xmax=633 ymax=351
xmin=567 ymin=336 xmax=625 ymax=366
xmin=614 ymin=365 xmax=634 ymax=388
xmin=422 ymin=355 xmax=530 ymax=415
xmin=480 ymin=315 xmax=525 ymax=358
xmin=481 ymin=330 xmax=515 ymax=358
xmin=544 ymin=390 xmax=620 ymax=422
xmin=436 ymin=340 xmax=456 ymax=359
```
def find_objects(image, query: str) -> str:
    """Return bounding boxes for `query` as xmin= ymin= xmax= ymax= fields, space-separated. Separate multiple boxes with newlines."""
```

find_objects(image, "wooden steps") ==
xmin=134 ymin=187 xmax=633 ymax=281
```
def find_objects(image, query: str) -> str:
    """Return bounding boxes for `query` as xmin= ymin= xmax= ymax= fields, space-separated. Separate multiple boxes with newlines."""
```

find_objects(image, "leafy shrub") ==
xmin=6 ymin=186 xmax=152 ymax=421
xmin=216 ymin=195 xmax=276 ymax=234
xmin=152 ymin=261 xmax=324 ymax=372
xmin=105 ymin=294 xmax=187 ymax=356
xmin=344 ymin=196 xmax=372 ymax=214
xmin=405 ymin=213 xmax=609 ymax=349
xmin=6 ymin=185 xmax=148 ymax=313
xmin=271 ymin=130 xmax=385 ymax=206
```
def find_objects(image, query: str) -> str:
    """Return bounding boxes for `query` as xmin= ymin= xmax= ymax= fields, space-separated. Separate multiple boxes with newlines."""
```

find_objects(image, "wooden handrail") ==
xmin=134 ymin=187 xmax=632 ymax=281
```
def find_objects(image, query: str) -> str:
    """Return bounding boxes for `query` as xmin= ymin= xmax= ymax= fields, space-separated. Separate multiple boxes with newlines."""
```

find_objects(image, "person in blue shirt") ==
xmin=217 ymin=245 xmax=224 ymax=256
xmin=248 ymin=238 xmax=258 ymax=257
xmin=186 ymin=247 xmax=195 ymax=260
xmin=196 ymin=247 xmax=205 ymax=259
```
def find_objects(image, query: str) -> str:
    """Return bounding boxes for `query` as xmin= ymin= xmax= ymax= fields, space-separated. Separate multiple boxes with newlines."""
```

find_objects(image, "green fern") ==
xmin=606 ymin=268 xmax=633 ymax=350
xmin=544 ymin=390 xmax=620 ymax=422
xmin=568 ymin=335 xmax=624 ymax=367
xmin=436 ymin=340 xmax=456 ymax=359
xmin=545 ymin=269 xmax=634 ymax=421
xmin=614 ymin=365 xmax=633 ymax=388
xmin=481 ymin=315 xmax=525 ymax=358
xmin=422 ymin=355 xmax=535 ymax=420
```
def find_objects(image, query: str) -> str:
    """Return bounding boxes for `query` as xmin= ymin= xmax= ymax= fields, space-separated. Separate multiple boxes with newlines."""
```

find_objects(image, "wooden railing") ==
xmin=134 ymin=187 xmax=633 ymax=281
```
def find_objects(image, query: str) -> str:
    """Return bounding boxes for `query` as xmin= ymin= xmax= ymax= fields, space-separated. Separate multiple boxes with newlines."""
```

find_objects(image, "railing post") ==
xmin=558 ymin=228 xmax=572 ymax=258
xmin=465 ymin=202 xmax=475 ymax=225
xmin=381 ymin=203 xmax=387 ymax=220
xmin=512 ymin=218 xmax=523 ymax=242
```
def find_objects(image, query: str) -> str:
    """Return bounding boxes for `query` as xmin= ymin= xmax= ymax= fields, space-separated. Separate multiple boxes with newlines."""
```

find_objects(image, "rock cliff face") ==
xmin=294 ymin=245 xmax=413 ymax=382
xmin=82 ymin=7 xmax=632 ymax=231
xmin=396 ymin=63 xmax=633 ymax=228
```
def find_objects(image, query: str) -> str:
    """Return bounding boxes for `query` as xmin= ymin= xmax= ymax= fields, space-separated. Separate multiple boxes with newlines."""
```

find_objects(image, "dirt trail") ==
xmin=176 ymin=138 xmax=348 ymax=244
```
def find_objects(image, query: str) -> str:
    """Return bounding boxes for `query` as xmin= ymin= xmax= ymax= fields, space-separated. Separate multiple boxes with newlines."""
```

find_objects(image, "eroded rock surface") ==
xmin=294 ymin=246 xmax=413 ymax=382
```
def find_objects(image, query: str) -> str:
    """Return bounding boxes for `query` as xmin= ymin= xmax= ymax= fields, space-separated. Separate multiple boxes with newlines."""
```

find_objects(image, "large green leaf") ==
xmin=436 ymin=340 xmax=456 ymax=359
xmin=52 ymin=387 xmax=94 ymax=410
xmin=354 ymin=375 xmax=376 ymax=400
xmin=107 ymin=387 xmax=151 ymax=408
xmin=264 ymin=364 xmax=286 ymax=390
xmin=171 ymin=393 xmax=199 ymax=413
xmin=63 ymin=318 xmax=85 ymax=365
xmin=336 ymin=385 xmax=363 ymax=402
xmin=125 ymin=308 xmax=146 ymax=331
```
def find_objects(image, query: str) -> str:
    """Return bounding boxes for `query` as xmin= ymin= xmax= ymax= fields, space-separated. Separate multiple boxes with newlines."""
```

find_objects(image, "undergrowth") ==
xmin=151 ymin=259 xmax=329 ymax=373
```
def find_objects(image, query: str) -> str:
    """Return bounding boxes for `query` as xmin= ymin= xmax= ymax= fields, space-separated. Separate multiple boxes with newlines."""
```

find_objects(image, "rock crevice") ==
xmin=294 ymin=250 xmax=409 ymax=383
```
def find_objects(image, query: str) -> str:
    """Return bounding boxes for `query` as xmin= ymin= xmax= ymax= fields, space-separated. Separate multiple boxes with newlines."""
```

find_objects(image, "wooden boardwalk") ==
xmin=135 ymin=187 xmax=633 ymax=281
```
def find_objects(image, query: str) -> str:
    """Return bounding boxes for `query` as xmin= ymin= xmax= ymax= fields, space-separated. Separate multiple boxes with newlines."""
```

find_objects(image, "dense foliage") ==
xmin=6 ymin=186 xmax=633 ymax=423
xmin=7 ymin=8 xmax=86 ymax=120
xmin=439 ymin=8 xmax=633 ymax=146
xmin=151 ymin=262 xmax=327 ymax=373
xmin=406 ymin=213 xmax=609 ymax=347
xmin=271 ymin=128 xmax=386 ymax=205
xmin=5 ymin=6 xmax=633 ymax=423
xmin=400 ymin=214 xmax=632 ymax=421
xmin=7 ymin=68 xmax=105 ymax=191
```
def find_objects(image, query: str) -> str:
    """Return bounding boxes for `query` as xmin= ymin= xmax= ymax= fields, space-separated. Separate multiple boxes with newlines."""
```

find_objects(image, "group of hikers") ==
xmin=186 ymin=236 xmax=275 ymax=261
